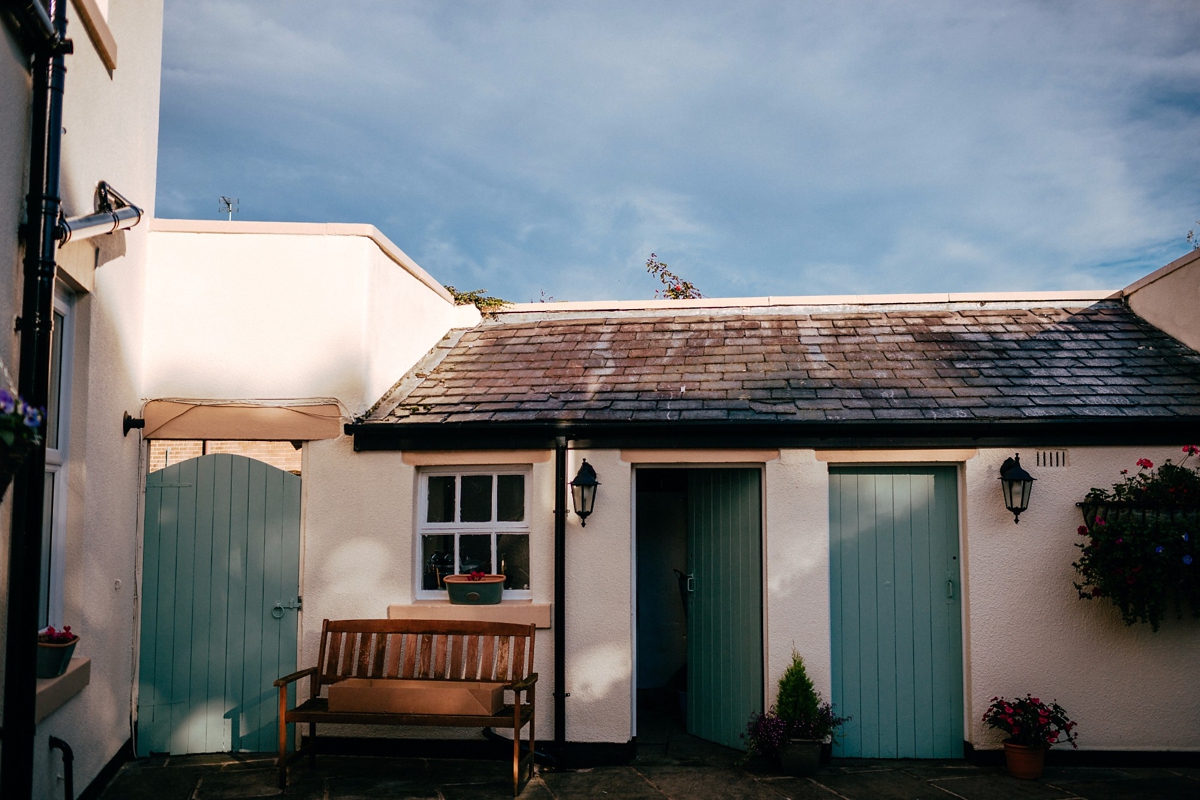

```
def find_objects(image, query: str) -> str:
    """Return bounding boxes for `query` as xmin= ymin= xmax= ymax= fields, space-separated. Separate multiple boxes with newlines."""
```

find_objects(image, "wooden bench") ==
xmin=275 ymin=618 xmax=537 ymax=795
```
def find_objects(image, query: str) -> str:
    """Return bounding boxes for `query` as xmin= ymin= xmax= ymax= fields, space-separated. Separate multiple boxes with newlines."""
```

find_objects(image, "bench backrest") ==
xmin=315 ymin=619 xmax=536 ymax=691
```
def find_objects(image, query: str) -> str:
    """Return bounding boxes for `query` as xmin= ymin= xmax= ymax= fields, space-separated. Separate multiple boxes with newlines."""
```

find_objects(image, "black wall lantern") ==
xmin=999 ymin=454 xmax=1035 ymax=524
xmin=570 ymin=459 xmax=600 ymax=526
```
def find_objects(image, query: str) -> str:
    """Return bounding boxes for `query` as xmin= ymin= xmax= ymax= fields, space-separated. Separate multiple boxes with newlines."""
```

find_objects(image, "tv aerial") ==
xmin=219 ymin=196 xmax=239 ymax=221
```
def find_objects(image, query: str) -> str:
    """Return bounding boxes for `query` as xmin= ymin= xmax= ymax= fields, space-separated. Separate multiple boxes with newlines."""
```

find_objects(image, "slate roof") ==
xmin=367 ymin=300 xmax=1200 ymax=427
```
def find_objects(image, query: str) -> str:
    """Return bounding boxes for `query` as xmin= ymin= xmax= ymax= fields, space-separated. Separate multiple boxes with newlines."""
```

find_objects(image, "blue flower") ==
xmin=1185 ymin=533 xmax=1191 ymax=542
xmin=1156 ymin=546 xmax=1165 ymax=554
xmin=1185 ymin=555 xmax=1194 ymax=566
xmin=22 ymin=406 xmax=41 ymax=428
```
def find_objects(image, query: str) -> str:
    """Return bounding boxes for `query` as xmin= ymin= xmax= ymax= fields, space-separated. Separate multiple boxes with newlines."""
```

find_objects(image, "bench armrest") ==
xmin=274 ymin=666 xmax=317 ymax=688
xmin=505 ymin=673 xmax=538 ymax=692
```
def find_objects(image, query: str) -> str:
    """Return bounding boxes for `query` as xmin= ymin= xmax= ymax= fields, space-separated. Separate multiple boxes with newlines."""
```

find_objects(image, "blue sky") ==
xmin=156 ymin=1 xmax=1200 ymax=303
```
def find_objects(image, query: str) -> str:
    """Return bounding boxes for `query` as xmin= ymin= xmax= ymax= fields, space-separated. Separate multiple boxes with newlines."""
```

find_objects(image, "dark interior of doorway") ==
xmin=635 ymin=469 xmax=689 ymax=730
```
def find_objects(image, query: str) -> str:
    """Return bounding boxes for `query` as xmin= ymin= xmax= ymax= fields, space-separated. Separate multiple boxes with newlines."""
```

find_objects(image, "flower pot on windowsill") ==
xmin=779 ymin=738 xmax=822 ymax=777
xmin=1003 ymin=740 xmax=1046 ymax=779
xmin=443 ymin=574 xmax=506 ymax=605
xmin=37 ymin=637 xmax=79 ymax=679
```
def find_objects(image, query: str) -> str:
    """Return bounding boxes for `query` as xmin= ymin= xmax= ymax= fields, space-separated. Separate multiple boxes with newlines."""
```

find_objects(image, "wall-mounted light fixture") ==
xmin=999 ymin=454 xmax=1035 ymax=524
xmin=570 ymin=459 xmax=600 ymax=526
xmin=122 ymin=411 xmax=145 ymax=437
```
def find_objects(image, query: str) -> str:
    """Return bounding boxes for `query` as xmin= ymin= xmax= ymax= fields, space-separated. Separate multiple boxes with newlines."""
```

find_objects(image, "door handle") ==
xmin=272 ymin=597 xmax=302 ymax=619
xmin=947 ymin=579 xmax=954 ymax=599
xmin=686 ymin=574 xmax=695 ymax=594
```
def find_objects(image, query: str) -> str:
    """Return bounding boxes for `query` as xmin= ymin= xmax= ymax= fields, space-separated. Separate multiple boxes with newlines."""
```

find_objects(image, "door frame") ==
xmin=629 ymin=462 xmax=769 ymax=741
xmin=826 ymin=460 xmax=970 ymax=757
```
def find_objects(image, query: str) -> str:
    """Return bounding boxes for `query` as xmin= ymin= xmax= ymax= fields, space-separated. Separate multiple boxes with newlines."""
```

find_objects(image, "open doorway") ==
xmin=635 ymin=467 xmax=763 ymax=754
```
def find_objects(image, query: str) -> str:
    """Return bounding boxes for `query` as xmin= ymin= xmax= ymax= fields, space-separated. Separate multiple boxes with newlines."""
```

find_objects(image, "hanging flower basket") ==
xmin=0 ymin=388 xmax=44 ymax=502
xmin=1073 ymin=447 xmax=1200 ymax=631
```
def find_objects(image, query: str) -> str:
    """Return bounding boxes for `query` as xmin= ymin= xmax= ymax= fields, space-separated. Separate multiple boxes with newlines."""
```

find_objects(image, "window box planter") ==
xmin=443 ymin=574 xmax=506 ymax=605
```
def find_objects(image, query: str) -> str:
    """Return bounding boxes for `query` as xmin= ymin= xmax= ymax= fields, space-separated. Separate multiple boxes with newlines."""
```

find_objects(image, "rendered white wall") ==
xmin=965 ymin=445 xmax=1200 ymax=752
xmin=143 ymin=227 xmax=477 ymax=414
xmin=763 ymin=450 xmax=834 ymax=708
xmin=300 ymin=437 xmax=556 ymax=738
xmin=0 ymin=2 xmax=166 ymax=798
xmin=1125 ymin=249 xmax=1200 ymax=353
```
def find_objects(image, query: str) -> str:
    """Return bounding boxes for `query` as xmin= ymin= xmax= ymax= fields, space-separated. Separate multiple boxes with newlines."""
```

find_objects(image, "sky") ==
xmin=155 ymin=1 xmax=1200 ymax=303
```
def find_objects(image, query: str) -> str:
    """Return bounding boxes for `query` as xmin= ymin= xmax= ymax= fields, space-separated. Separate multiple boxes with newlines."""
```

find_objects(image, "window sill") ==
xmin=388 ymin=602 xmax=551 ymax=629
xmin=35 ymin=657 xmax=90 ymax=724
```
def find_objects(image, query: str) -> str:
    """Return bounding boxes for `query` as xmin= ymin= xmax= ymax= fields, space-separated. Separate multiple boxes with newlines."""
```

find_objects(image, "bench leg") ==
xmin=277 ymin=688 xmax=288 ymax=789
xmin=308 ymin=723 xmax=317 ymax=767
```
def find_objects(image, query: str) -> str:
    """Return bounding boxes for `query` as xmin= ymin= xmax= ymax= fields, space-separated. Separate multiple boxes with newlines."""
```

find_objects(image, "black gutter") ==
xmin=346 ymin=417 xmax=1200 ymax=452
xmin=552 ymin=438 xmax=568 ymax=759
xmin=1 ymin=2 xmax=70 ymax=798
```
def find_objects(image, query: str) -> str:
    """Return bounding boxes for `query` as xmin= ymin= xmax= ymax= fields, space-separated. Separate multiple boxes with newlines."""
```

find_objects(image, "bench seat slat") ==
xmin=465 ymin=636 xmax=480 ymax=680
xmin=385 ymin=633 xmax=402 ymax=677
xmin=401 ymin=633 xmax=417 ymax=678
xmin=286 ymin=696 xmax=533 ymax=728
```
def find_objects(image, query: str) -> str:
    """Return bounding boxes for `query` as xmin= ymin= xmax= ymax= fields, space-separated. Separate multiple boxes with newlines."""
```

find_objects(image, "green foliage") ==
xmin=646 ymin=253 xmax=702 ymax=299
xmin=444 ymin=285 xmax=509 ymax=317
xmin=1073 ymin=447 xmax=1200 ymax=631
xmin=982 ymin=695 xmax=1077 ymax=749
xmin=775 ymin=650 xmax=819 ymax=725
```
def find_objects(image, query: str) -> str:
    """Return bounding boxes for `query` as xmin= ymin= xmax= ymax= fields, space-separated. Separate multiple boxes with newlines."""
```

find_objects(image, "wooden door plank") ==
xmin=891 ymin=473 xmax=917 ymax=759
xmin=169 ymin=459 xmax=198 ymax=756
xmin=136 ymin=482 xmax=163 ymax=757
xmin=187 ymin=457 xmax=217 ymax=754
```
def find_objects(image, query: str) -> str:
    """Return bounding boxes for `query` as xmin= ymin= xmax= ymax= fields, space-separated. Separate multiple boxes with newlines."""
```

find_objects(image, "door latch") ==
xmin=272 ymin=596 xmax=302 ymax=619
xmin=686 ymin=574 xmax=695 ymax=594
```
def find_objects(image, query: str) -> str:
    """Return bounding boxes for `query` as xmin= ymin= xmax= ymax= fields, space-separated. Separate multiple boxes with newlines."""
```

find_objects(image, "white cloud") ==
xmin=158 ymin=0 xmax=1200 ymax=300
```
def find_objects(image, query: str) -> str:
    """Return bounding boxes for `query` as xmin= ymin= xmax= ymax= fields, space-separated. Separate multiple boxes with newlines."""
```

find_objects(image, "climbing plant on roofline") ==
xmin=1072 ymin=446 xmax=1200 ymax=631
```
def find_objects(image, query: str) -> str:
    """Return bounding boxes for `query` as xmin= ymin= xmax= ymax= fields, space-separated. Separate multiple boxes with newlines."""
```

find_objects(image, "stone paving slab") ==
xmin=97 ymin=753 xmax=1200 ymax=799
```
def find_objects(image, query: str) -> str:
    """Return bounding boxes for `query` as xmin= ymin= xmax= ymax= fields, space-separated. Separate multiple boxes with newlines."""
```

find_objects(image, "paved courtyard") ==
xmin=98 ymin=751 xmax=1199 ymax=799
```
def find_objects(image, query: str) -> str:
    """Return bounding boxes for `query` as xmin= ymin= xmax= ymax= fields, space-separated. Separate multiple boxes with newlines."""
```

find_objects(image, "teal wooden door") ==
xmin=687 ymin=469 xmax=763 ymax=750
xmin=829 ymin=466 xmax=963 ymax=758
xmin=137 ymin=454 xmax=302 ymax=755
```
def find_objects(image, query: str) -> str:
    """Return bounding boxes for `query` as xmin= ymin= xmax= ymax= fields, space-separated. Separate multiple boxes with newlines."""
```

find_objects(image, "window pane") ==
xmin=458 ymin=534 xmax=492 ymax=574
xmin=39 ymin=471 xmax=55 ymax=627
xmin=497 ymin=475 xmax=524 ymax=522
xmin=421 ymin=535 xmax=455 ymax=590
xmin=497 ymin=534 xmax=530 ymax=590
xmin=426 ymin=476 xmax=456 ymax=522
xmin=460 ymin=475 xmax=493 ymax=522
xmin=46 ymin=310 xmax=64 ymax=450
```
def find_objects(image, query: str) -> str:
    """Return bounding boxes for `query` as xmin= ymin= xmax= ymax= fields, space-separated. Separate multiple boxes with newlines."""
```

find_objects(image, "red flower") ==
xmin=1184 ymin=445 xmax=1199 ymax=456
xmin=1077 ymin=525 xmax=1088 ymax=536
xmin=1137 ymin=458 xmax=1153 ymax=469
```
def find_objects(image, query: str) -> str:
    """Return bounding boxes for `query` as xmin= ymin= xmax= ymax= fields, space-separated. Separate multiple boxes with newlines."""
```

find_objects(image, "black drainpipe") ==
xmin=48 ymin=737 xmax=74 ymax=800
xmin=1 ymin=2 xmax=70 ymax=798
xmin=553 ymin=437 xmax=568 ymax=760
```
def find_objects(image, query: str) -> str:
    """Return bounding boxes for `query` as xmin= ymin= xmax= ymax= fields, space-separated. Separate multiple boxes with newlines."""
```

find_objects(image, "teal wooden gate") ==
xmin=137 ymin=454 xmax=302 ymax=755
xmin=687 ymin=469 xmax=763 ymax=750
xmin=829 ymin=466 xmax=963 ymax=758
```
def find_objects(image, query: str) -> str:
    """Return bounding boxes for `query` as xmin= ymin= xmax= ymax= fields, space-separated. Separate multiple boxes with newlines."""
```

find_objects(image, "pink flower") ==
xmin=1184 ymin=445 xmax=1199 ymax=456
xmin=1137 ymin=458 xmax=1153 ymax=469
xmin=1077 ymin=525 xmax=1088 ymax=536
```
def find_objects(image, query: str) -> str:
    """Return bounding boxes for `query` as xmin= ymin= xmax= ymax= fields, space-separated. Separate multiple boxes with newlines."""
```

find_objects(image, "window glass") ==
xmin=46 ymin=310 xmax=64 ymax=449
xmin=497 ymin=534 xmax=530 ymax=590
xmin=421 ymin=535 xmax=455 ymax=590
xmin=426 ymin=476 xmax=456 ymax=522
xmin=458 ymin=534 xmax=492 ymax=574
xmin=38 ymin=471 xmax=55 ymax=627
xmin=497 ymin=474 xmax=524 ymax=522
xmin=460 ymin=475 xmax=493 ymax=522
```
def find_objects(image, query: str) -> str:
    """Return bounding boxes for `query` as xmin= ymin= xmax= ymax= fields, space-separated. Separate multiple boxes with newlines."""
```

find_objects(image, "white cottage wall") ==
xmin=143 ymin=223 xmax=476 ymax=414
xmin=965 ymin=445 xmax=1200 ymax=752
xmin=763 ymin=450 xmax=833 ymax=708
xmin=300 ymin=437 xmax=555 ymax=738
xmin=0 ymin=2 xmax=165 ymax=797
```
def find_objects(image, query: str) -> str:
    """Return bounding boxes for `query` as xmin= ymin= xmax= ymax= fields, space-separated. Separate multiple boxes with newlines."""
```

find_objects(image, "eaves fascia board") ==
xmin=345 ymin=417 xmax=1200 ymax=452
xmin=149 ymin=219 xmax=454 ymax=304
xmin=1120 ymin=247 xmax=1200 ymax=296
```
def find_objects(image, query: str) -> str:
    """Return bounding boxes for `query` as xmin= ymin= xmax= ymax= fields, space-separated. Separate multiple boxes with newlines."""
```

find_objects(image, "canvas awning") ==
xmin=142 ymin=400 xmax=343 ymax=441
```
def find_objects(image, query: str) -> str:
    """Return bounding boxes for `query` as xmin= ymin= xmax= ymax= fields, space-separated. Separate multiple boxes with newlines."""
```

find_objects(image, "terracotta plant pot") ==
xmin=779 ymin=738 xmax=822 ymax=777
xmin=1003 ymin=741 xmax=1046 ymax=780
xmin=37 ymin=637 xmax=79 ymax=679
xmin=443 ymin=574 xmax=506 ymax=605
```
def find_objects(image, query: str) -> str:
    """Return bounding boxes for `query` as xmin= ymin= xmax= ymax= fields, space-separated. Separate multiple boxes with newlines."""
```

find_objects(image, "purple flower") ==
xmin=1156 ymin=546 xmax=1165 ymax=554
xmin=22 ymin=406 xmax=41 ymax=428
xmin=0 ymin=389 xmax=14 ymax=414
xmin=1185 ymin=533 xmax=1191 ymax=542
xmin=1185 ymin=555 xmax=1194 ymax=566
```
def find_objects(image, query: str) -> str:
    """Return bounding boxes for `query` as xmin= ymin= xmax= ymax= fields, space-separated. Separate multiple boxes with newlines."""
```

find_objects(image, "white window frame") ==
xmin=416 ymin=466 xmax=531 ymax=601
xmin=41 ymin=287 xmax=74 ymax=629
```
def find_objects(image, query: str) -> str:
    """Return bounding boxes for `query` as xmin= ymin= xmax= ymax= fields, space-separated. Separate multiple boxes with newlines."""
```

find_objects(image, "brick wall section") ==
xmin=148 ymin=440 xmax=303 ymax=475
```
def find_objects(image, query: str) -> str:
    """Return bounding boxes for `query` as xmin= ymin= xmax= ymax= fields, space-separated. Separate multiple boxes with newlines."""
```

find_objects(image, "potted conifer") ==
xmin=742 ymin=651 xmax=848 ymax=776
